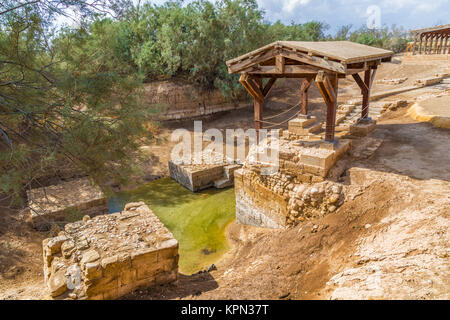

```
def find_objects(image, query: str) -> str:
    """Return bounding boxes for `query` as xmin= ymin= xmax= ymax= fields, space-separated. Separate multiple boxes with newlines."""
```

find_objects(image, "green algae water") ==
xmin=108 ymin=177 xmax=235 ymax=275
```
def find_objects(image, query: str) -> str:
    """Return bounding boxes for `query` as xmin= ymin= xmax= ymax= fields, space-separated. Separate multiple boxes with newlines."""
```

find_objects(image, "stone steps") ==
xmin=214 ymin=177 xmax=233 ymax=189
xmin=288 ymin=116 xmax=322 ymax=136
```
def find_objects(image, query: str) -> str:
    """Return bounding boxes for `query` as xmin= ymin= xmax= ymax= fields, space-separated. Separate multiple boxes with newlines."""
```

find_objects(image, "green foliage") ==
xmin=0 ymin=1 xmax=157 ymax=206
xmin=338 ymin=25 xmax=411 ymax=53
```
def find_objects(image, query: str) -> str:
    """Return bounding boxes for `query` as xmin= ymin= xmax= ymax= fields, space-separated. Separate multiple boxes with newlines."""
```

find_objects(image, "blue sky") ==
xmin=58 ymin=0 xmax=450 ymax=34
xmin=255 ymin=0 xmax=449 ymax=32
xmin=148 ymin=0 xmax=449 ymax=33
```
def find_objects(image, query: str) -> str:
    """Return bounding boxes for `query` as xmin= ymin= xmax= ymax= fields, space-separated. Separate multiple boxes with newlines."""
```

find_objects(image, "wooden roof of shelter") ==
xmin=226 ymin=41 xmax=394 ymax=142
xmin=409 ymin=24 xmax=450 ymax=55
xmin=226 ymin=41 xmax=393 ymax=77
xmin=411 ymin=24 xmax=450 ymax=35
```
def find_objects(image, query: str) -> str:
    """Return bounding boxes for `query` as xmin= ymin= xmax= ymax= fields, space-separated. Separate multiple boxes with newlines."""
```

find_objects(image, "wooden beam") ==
xmin=352 ymin=73 xmax=368 ymax=95
xmin=246 ymin=77 xmax=265 ymax=103
xmin=315 ymin=71 xmax=338 ymax=142
xmin=262 ymin=77 xmax=277 ymax=97
xmin=253 ymin=78 xmax=263 ymax=131
xmin=369 ymin=67 xmax=377 ymax=89
xmin=444 ymin=36 xmax=449 ymax=54
xmin=242 ymin=64 xmax=320 ymax=75
xmin=439 ymin=35 xmax=444 ymax=54
xmin=346 ymin=68 xmax=366 ymax=75
xmin=300 ymin=77 xmax=313 ymax=115
xmin=275 ymin=55 xmax=285 ymax=73
xmin=239 ymin=74 xmax=264 ymax=103
xmin=419 ymin=33 xmax=423 ymax=54
xmin=229 ymin=49 xmax=277 ymax=73
xmin=361 ymin=69 xmax=371 ymax=119
xmin=279 ymin=49 xmax=346 ymax=74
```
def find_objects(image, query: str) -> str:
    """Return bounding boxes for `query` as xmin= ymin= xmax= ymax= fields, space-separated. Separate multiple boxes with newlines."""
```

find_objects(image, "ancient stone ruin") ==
xmin=234 ymin=131 xmax=349 ymax=228
xmin=169 ymin=152 xmax=242 ymax=191
xmin=42 ymin=202 xmax=179 ymax=299
xmin=144 ymin=80 xmax=249 ymax=120
xmin=27 ymin=177 xmax=108 ymax=229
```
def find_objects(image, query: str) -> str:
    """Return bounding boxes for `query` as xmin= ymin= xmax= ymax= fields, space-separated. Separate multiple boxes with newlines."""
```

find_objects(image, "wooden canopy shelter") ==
xmin=226 ymin=41 xmax=393 ymax=142
xmin=410 ymin=24 xmax=450 ymax=55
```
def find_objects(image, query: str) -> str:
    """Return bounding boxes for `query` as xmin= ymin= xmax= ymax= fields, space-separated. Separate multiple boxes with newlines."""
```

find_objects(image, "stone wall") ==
xmin=144 ymin=80 xmax=250 ymax=120
xmin=168 ymin=151 xmax=242 ymax=191
xmin=234 ymin=125 xmax=350 ymax=229
xmin=169 ymin=161 xmax=225 ymax=192
xmin=42 ymin=202 xmax=178 ymax=299
xmin=235 ymin=168 xmax=345 ymax=228
xmin=27 ymin=178 xmax=108 ymax=229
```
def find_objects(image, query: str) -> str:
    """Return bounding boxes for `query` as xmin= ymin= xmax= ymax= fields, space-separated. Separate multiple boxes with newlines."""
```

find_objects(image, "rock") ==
xmin=61 ymin=240 xmax=76 ymax=259
xmin=365 ymin=224 xmax=372 ymax=229
xmin=48 ymin=269 xmax=67 ymax=297
xmin=46 ymin=235 xmax=69 ymax=255
xmin=328 ymin=205 xmax=337 ymax=212
xmin=81 ymin=249 xmax=100 ymax=267
xmin=208 ymin=264 xmax=217 ymax=272
xmin=328 ymin=194 xmax=340 ymax=204
xmin=331 ymin=185 xmax=341 ymax=194
xmin=82 ymin=215 xmax=91 ymax=223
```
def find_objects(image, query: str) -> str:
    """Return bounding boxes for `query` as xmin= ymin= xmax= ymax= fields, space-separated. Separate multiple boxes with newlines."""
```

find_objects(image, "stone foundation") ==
xmin=27 ymin=178 xmax=108 ymax=229
xmin=288 ymin=116 xmax=321 ymax=136
xmin=143 ymin=80 xmax=249 ymax=121
xmin=42 ymin=202 xmax=178 ymax=300
xmin=235 ymin=168 xmax=345 ymax=228
xmin=234 ymin=130 xmax=350 ymax=228
xmin=169 ymin=152 xmax=242 ymax=192
xmin=349 ymin=119 xmax=376 ymax=137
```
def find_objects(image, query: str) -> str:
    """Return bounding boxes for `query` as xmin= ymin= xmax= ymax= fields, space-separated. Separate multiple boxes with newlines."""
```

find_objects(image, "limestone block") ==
xmin=349 ymin=119 xmax=377 ymax=137
xmin=26 ymin=178 xmax=108 ymax=228
xmin=43 ymin=202 xmax=178 ymax=300
xmin=169 ymin=153 xmax=241 ymax=192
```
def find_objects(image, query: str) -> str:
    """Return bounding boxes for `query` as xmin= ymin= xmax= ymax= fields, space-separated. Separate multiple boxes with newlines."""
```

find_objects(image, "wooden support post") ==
xmin=300 ymin=77 xmax=313 ymax=115
xmin=315 ymin=71 xmax=338 ymax=142
xmin=438 ymin=34 xmax=444 ymax=54
xmin=361 ymin=69 xmax=371 ymax=119
xmin=445 ymin=36 xmax=449 ymax=54
xmin=419 ymin=34 xmax=423 ymax=54
xmin=262 ymin=77 xmax=277 ymax=98
xmin=253 ymin=78 xmax=263 ymax=131
xmin=434 ymin=35 xmax=439 ymax=54
xmin=275 ymin=56 xmax=285 ymax=74
xmin=239 ymin=74 xmax=265 ymax=131
xmin=352 ymin=66 xmax=376 ymax=120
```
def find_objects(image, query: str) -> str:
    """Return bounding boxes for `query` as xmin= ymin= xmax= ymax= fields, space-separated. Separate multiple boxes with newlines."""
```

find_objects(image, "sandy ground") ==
xmin=0 ymin=56 xmax=449 ymax=300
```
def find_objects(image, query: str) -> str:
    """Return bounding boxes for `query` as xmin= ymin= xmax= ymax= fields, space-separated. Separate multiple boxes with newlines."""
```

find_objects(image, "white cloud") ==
xmin=281 ymin=0 xmax=311 ymax=13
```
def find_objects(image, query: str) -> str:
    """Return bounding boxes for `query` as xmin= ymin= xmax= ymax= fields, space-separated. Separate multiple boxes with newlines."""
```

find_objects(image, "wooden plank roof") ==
xmin=411 ymin=24 xmax=450 ymax=34
xmin=226 ymin=41 xmax=393 ymax=75
xmin=279 ymin=41 xmax=393 ymax=62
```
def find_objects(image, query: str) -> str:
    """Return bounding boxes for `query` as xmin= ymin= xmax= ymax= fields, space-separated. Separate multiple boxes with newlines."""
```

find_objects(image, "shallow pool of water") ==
xmin=108 ymin=177 xmax=236 ymax=275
